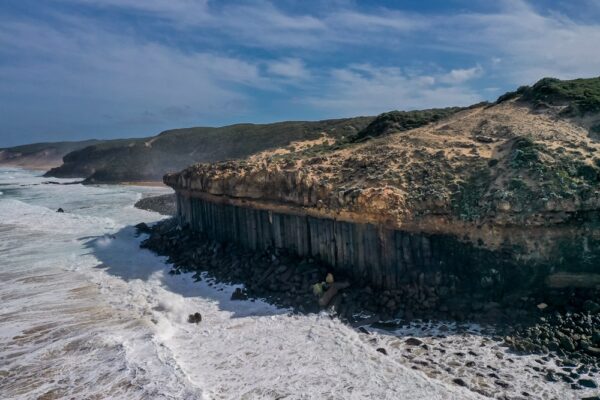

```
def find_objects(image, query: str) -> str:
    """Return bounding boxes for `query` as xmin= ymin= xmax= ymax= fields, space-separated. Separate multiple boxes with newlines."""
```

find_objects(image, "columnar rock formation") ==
xmin=166 ymin=77 xmax=600 ymax=304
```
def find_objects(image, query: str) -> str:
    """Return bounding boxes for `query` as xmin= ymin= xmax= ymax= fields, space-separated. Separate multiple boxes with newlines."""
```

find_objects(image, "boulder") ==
xmin=135 ymin=222 xmax=151 ymax=234
xmin=583 ymin=300 xmax=600 ymax=314
xmin=376 ymin=347 xmax=388 ymax=355
xmin=405 ymin=337 xmax=423 ymax=346
xmin=578 ymin=379 xmax=598 ymax=389
xmin=187 ymin=312 xmax=202 ymax=324
xmin=230 ymin=288 xmax=248 ymax=301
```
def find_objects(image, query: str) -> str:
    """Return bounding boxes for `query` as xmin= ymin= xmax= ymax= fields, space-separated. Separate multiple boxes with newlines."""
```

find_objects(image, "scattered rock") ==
xmin=475 ymin=135 xmax=494 ymax=143
xmin=135 ymin=222 xmax=151 ymax=234
xmin=587 ymin=347 xmax=600 ymax=357
xmin=495 ymin=380 xmax=510 ymax=388
xmin=230 ymin=288 xmax=248 ymax=301
xmin=405 ymin=338 xmax=423 ymax=346
xmin=452 ymin=378 xmax=468 ymax=387
xmin=578 ymin=379 xmax=598 ymax=388
xmin=187 ymin=312 xmax=202 ymax=324
xmin=376 ymin=347 xmax=388 ymax=355
xmin=560 ymin=336 xmax=576 ymax=352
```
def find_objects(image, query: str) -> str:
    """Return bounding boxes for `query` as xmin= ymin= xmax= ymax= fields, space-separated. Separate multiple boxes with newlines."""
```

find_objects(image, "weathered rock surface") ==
xmin=165 ymin=78 xmax=600 ymax=301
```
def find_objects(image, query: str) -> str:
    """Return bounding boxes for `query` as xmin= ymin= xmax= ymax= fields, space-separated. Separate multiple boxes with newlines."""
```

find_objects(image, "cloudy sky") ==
xmin=1 ymin=0 xmax=600 ymax=146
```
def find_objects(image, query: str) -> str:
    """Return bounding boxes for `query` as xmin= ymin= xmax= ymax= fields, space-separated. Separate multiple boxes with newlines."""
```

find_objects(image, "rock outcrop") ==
xmin=165 ymin=77 xmax=600 ymax=303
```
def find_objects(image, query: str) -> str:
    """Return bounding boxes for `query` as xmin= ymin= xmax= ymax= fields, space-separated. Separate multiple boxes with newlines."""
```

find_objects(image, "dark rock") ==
xmin=135 ymin=222 xmax=151 ymax=234
xmin=578 ymin=378 xmax=598 ymax=388
xmin=405 ymin=337 xmax=423 ymax=346
xmin=187 ymin=312 xmax=202 ymax=324
xmin=586 ymin=347 xmax=600 ymax=357
xmin=56 ymin=208 xmax=64 ymax=213
xmin=452 ymin=378 xmax=468 ymax=387
xmin=494 ymin=380 xmax=510 ymax=388
xmin=230 ymin=288 xmax=248 ymax=301
xmin=544 ymin=372 xmax=557 ymax=382
xmin=475 ymin=135 xmax=494 ymax=143
xmin=376 ymin=347 xmax=388 ymax=355
xmin=560 ymin=336 xmax=576 ymax=352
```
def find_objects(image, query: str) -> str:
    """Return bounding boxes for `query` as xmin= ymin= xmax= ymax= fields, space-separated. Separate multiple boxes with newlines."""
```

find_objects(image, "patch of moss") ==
xmin=509 ymin=137 xmax=542 ymax=170
xmin=451 ymin=164 xmax=491 ymax=221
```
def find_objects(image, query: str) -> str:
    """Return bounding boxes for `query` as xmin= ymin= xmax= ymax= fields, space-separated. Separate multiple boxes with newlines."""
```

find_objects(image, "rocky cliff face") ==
xmin=166 ymin=77 xmax=600 ymax=296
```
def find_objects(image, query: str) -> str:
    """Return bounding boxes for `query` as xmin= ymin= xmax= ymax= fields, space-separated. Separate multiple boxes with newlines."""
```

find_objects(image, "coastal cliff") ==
xmin=44 ymin=117 xmax=373 ymax=183
xmin=0 ymin=139 xmax=100 ymax=170
xmin=164 ymin=77 xmax=600 ymax=305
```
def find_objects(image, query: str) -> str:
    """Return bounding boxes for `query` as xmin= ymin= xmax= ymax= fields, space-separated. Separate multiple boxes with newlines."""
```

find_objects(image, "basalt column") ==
xmin=174 ymin=192 xmax=553 ymax=302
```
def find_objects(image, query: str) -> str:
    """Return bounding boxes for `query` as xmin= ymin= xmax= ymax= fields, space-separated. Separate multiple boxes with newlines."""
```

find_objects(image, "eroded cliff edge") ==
xmin=165 ymin=77 xmax=600 ymax=301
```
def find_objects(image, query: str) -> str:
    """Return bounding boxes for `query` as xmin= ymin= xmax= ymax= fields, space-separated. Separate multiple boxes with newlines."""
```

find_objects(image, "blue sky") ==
xmin=1 ymin=0 xmax=600 ymax=146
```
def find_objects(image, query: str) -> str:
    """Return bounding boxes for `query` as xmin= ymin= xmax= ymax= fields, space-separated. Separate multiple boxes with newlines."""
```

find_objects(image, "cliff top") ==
xmin=166 ymin=77 xmax=600 ymax=234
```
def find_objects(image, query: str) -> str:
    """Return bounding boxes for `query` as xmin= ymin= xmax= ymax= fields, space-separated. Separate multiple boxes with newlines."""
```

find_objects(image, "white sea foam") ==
xmin=0 ymin=168 xmax=591 ymax=399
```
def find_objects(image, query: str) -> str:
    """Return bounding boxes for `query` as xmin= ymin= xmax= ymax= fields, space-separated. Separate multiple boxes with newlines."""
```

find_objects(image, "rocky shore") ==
xmin=139 ymin=218 xmax=600 ymax=398
xmin=134 ymin=193 xmax=176 ymax=216
xmin=139 ymin=219 xmax=599 ymax=366
xmin=141 ymin=77 xmax=600 ymax=398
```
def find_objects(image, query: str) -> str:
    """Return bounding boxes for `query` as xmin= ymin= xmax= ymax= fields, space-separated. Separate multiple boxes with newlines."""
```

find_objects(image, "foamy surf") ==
xmin=0 ymin=168 xmax=539 ymax=399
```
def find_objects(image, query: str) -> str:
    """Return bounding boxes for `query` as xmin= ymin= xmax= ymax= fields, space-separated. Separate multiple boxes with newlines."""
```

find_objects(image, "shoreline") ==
xmin=121 ymin=181 xmax=167 ymax=187
xmin=138 ymin=218 xmax=600 ymax=398
xmin=0 ymin=162 xmax=59 ymax=171
xmin=134 ymin=193 xmax=176 ymax=216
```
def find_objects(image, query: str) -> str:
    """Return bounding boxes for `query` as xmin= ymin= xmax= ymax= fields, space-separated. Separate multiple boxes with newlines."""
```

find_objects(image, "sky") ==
xmin=1 ymin=0 xmax=600 ymax=146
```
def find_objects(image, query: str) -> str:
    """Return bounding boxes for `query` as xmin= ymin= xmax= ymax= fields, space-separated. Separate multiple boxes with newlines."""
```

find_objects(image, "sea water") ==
xmin=0 ymin=168 xmax=579 ymax=399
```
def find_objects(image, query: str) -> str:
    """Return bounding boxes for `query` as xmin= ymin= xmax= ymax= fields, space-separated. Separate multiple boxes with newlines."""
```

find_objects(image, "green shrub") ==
xmin=351 ymin=107 xmax=464 ymax=142
xmin=510 ymin=137 xmax=540 ymax=169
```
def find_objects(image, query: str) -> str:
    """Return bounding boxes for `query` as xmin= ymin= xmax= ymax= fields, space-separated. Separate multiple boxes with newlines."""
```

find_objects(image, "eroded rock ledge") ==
xmin=164 ymin=78 xmax=600 ymax=308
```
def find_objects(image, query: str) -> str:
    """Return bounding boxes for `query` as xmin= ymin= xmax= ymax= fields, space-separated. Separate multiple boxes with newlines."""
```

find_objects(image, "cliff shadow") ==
xmin=82 ymin=224 xmax=288 ymax=319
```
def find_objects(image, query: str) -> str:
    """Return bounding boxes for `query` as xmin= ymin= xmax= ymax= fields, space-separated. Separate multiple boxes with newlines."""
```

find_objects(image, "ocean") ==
xmin=0 ymin=168 xmax=580 ymax=399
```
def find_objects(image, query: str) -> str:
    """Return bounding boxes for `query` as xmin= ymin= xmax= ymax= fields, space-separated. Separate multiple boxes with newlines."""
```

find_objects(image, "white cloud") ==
xmin=57 ymin=0 xmax=211 ymax=25
xmin=3 ymin=0 xmax=600 ymax=144
xmin=328 ymin=10 xmax=428 ymax=32
xmin=303 ymin=64 xmax=483 ymax=116
xmin=441 ymin=1 xmax=600 ymax=84
xmin=0 ymin=16 xmax=267 ymax=132
xmin=266 ymin=58 xmax=310 ymax=81
xmin=440 ymin=65 xmax=483 ymax=84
